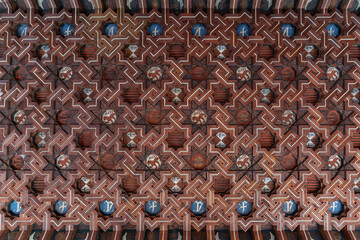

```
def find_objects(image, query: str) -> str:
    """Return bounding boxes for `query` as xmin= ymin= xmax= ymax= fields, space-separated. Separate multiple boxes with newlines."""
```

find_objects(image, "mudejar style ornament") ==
xmin=328 ymin=155 xmax=342 ymax=170
xmin=148 ymin=23 xmax=163 ymax=37
xmin=59 ymin=66 xmax=73 ymax=81
xmin=327 ymin=111 xmax=341 ymax=125
xmin=54 ymin=200 xmax=69 ymax=215
xmin=101 ymin=154 xmax=117 ymax=170
xmin=213 ymin=176 xmax=230 ymax=194
xmin=280 ymin=67 xmax=296 ymax=81
xmin=79 ymin=88 xmax=94 ymax=103
xmin=147 ymin=66 xmax=163 ymax=81
xmin=16 ymin=24 xmax=29 ymax=37
xmin=37 ymin=44 xmax=50 ymax=59
xmin=304 ymin=45 xmax=318 ymax=59
xmin=103 ymin=67 xmax=117 ymax=81
xmin=191 ymin=200 xmax=206 ymax=215
xmin=237 ymin=111 xmax=251 ymax=125
xmin=281 ymin=110 xmax=296 ymax=126
xmin=12 ymin=110 xmax=26 ymax=125
xmin=167 ymin=131 xmax=186 ymax=149
xmin=123 ymin=88 xmax=141 ymax=104
xmin=57 ymin=110 xmax=71 ymax=125
xmin=214 ymin=44 xmax=229 ymax=58
xmin=145 ymin=200 xmax=161 ymax=215
xmin=260 ymin=88 xmax=275 ymax=104
xmin=77 ymin=177 xmax=93 ymax=193
xmin=99 ymin=200 xmax=115 ymax=215
xmin=326 ymin=67 xmax=341 ymax=81
xmin=168 ymin=44 xmax=186 ymax=59
xmin=259 ymin=131 xmax=275 ymax=149
xmin=146 ymin=109 xmax=163 ymax=125
xmin=60 ymin=23 xmax=74 ymax=37
xmin=167 ymin=177 xmax=185 ymax=193
xmin=167 ymin=87 xmax=186 ymax=103
xmin=282 ymin=200 xmax=298 ymax=215
xmin=191 ymin=110 xmax=207 ymax=125
xmin=260 ymin=177 xmax=275 ymax=193
xmin=34 ymin=87 xmax=50 ymax=103
xmin=102 ymin=110 xmax=117 ymax=125
xmin=352 ymin=88 xmax=360 ymax=103
xmin=236 ymin=67 xmax=251 ymax=81
xmin=33 ymin=132 xmax=47 ymax=148
xmin=281 ymin=23 xmax=295 ymax=37
xmin=214 ymin=88 xmax=231 ymax=104
xmin=190 ymin=153 xmax=207 ymax=170
xmin=8 ymin=201 xmax=23 ymax=215
xmin=80 ymin=44 xmax=96 ymax=59
xmin=190 ymin=67 xmax=207 ymax=81
xmin=213 ymin=132 xmax=230 ymax=148
xmin=329 ymin=200 xmax=343 ymax=215
xmin=14 ymin=67 xmax=27 ymax=81
xmin=304 ymin=88 xmax=320 ymax=105
xmin=306 ymin=132 xmax=320 ymax=148
xmin=32 ymin=177 xmax=46 ymax=193
xmin=237 ymin=201 xmax=252 ymax=216
xmin=123 ymin=131 xmax=140 ymax=148
xmin=237 ymin=23 xmax=251 ymax=38
xmin=104 ymin=23 xmax=118 ymax=37
xmin=326 ymin=23 xmax=340 ymax=37
xmin=78 ymin=130 xmax=94 ymax=148
xmin=236 ymin=154 xmax=251 ymax=170
xmin=122 ymin=176 xmax=139 ymax=193
xmin=56 ymin=154 xmax=71 ymax=169
xmin=146 ymin=154 xmax=162 ymax=170
xmin=124 ymin=44 xmax=139 ymax=58
xmin=305 ymin=175 xmax=321 ymax=193
xmin=192 ymin=23 xmax=207 ymax=37
xmin=353 ymin=178 xmax=360 ymax=193
xmin=10 ymin=154 xmax=25 ymax=170
xmin=281 ymin=154 xmax=296 ymax=170
xmin=259 ymin=45 xmax=274 ymax=60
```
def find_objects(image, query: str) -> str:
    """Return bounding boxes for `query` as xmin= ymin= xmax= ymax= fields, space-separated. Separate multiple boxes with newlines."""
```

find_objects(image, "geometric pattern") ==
xmin=1 ymin=0 xmax=360 ymax=239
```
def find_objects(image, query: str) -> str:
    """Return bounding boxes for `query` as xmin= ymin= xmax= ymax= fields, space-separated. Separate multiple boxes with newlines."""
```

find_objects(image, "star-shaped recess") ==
xmin=274 ymin=102 xmax=308 ymax=134
xmin=136 ymin=56 xmax=171 ymax=89
xmin=92 ymin=57 xmax=126 ymax=89
xmin=0 ymin=57 xmax=35 ymax=89
xmin=43 ymin=101 xmax=79 ymax=135
xmin=135 ymin=101 xmax=170 ymax=134
xmin=318 ymin=98 xmax=353 ymax=135
xmin=211 ymin=85 xmax=233 ymax=106
xmin=227 ymin=102 xmax=260 ymax=135
xmin=274 ymin=147 xmax=308 ymax=181
xmin=227 ymin=148 xmax=261 ymax=181
xmin=181 ymin=101 xmax=216 ymax=134
xmin=42 ymin=146 xmax=78 ymax=180
xmin=135 ymin=146 xmax=170 ymax=180
xmin=0 ymin=101 xmax=31 ymax=133
xmin=181 ymin=146 xmax=217 ymax=180
xmin=0 ymin=146 xmax=30 ymax=180
xmin=182 ymin=56 xmax=217 ymax=89
xmin=227 ymin=57 xmax=262 ymax=89
xmin=320 ymin=147 xmax=355 ymax=180
xmin=273 ymin=57 xmax=307 ymax=89
xmin=89 ymin=105 xmax=126 ymax=134
xmin=89 ymin=146 xmax=124 ymax=180
xmin=46 ymin=56 xmax=80 ymax=90
xmin=319 ymin=57 xmax=353 ymax=88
